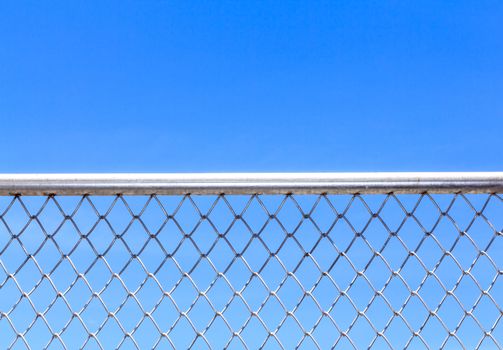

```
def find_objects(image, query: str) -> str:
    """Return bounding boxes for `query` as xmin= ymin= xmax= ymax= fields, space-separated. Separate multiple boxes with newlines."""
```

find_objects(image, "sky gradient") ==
xmin=1 ymin=1 xmax=502 ymax=172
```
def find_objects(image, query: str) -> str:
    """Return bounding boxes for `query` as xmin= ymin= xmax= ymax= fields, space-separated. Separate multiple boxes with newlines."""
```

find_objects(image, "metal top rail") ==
xmin=0 ymin=172 xmax=502 ymax=195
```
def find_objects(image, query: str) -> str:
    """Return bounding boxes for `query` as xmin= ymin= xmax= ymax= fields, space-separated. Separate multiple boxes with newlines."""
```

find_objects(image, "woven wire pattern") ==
xmin=0 ymin=193 xmax=501 ymax=349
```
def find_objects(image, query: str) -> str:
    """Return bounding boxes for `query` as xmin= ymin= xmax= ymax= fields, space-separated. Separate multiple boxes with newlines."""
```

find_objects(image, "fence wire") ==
xmin=0 ymin=193 xmax=501 ymax=349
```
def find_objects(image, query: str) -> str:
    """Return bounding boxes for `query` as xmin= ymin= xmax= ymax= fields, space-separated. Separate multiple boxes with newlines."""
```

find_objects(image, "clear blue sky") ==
xmin=1 ymin=1 xmax=502 ymax=172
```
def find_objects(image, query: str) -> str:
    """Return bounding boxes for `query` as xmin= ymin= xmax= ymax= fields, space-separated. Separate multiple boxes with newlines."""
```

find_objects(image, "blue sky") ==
xmin=1 ymin=1 xmax=502 ymax=172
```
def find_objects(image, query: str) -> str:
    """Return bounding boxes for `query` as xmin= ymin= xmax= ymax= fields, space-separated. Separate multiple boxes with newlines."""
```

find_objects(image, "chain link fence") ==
xmin=0 ymin=174 xmax=502 ymax=349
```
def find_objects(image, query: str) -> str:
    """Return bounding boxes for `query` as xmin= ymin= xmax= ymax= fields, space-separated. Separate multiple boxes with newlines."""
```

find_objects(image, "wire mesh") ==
xmin=0 ymin=192 xmax=501 ymax=349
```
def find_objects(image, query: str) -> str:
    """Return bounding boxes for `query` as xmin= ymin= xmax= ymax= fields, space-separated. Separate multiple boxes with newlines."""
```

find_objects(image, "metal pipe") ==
xmin=0 ymin=173 xmax=502 ymax=195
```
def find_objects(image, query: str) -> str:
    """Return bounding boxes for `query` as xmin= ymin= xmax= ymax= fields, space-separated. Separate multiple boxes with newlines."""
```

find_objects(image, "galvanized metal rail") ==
xmin=0 ymin=172 xmax=502 ymax=195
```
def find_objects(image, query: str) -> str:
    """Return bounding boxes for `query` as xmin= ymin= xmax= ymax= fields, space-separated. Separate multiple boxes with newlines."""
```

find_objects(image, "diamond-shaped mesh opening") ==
xmin=0 ymin=193 xmax=501 ymax=349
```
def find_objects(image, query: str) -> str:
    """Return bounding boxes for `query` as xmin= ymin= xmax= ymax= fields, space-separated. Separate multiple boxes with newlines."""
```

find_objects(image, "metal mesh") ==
xmin=0 ymin=193 xmax=501 ymax=349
